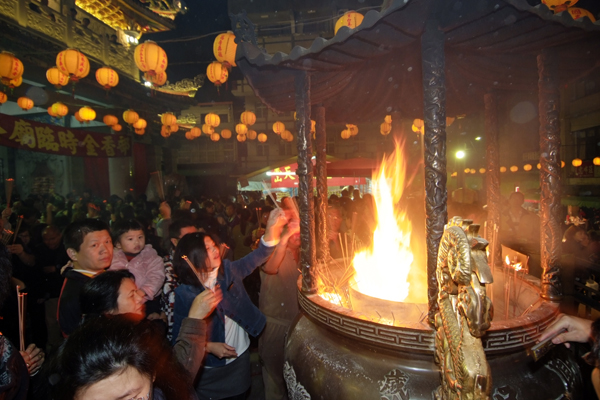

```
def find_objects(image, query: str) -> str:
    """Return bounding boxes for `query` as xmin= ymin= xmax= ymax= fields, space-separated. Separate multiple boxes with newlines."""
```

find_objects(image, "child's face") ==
xmin=116 ymin=229 xmax=145 ymax=254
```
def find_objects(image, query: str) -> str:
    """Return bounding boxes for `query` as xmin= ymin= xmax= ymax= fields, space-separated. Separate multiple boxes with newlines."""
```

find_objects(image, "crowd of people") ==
xmin=0 ymin=184 xmax=600 ymax=399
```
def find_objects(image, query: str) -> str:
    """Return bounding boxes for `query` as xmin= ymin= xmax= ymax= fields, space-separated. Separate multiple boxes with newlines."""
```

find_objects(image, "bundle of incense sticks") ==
xmin=12 ymin=215 xmax=23 ymax=244
xmin=16 ymin=286 xmax=26 ymax=352
xmin=261 ymin=181 xmax=280 ymax=209
xmin=5 ymin=178 xmax=14 ymax=207
xmin=150 ymin=171 xmax=165 ymax=201
xmin=1 ymin=228 xmax=14 ymax=245
xmin=181 ymin=255 xmax=208 ymax=291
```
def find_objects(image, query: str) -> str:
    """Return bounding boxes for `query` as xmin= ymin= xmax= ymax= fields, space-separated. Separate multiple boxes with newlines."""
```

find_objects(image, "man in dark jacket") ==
xmin=57 ymin=219 xmax=113 ymax=337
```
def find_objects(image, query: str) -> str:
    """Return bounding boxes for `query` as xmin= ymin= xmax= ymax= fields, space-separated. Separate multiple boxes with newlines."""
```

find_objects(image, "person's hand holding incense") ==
xmin=263 ymin=208 xmax=288 ymax=244
xmin=539 ymin=314 xmax=593 ymax=348
xmin=19 ymin=344 xmax=44 ymax=375
xmin=189 ymin=287 xmax=223 ymax=320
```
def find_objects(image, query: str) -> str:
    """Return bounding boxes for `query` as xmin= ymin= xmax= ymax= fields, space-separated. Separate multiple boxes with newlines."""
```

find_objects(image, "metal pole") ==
xmin=295 ymin=71 xmax=317 ymax=294
xmin=538 ymin=49 xmax=562 ymax=301
xmin=315 ymin=105 xmax=329 ymax=263
xmin=421 ymin=20 xmax=448 ymax=325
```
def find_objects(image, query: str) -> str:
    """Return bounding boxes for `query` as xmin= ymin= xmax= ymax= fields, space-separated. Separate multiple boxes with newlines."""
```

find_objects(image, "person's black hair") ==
xmin=80 ymin=270 xmax=135 ymax=318
xmin=0 ymin=243 xmax=12 ymax=308
xmin=49 ymin=315 xmax=195 ymax=400
xmin=63 ymin=219 xmax=110 ymax=252
xmin=111 ymin=219 xmax=145 ymax=244
xmin=172 ymin=232 xmax=220 ymax=287
xmin=168 ymin=219 xmax=197 ymax=240
xmin=119 ymin=204 xmax=135 ymax=221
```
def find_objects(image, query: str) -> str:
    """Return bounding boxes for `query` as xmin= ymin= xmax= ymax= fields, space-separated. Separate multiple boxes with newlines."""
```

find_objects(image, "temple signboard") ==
xmin=0 ymin=114 xmax=131 ymax=157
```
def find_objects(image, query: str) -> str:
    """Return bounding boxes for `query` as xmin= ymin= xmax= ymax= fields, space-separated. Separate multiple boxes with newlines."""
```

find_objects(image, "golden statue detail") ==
xmin=434 ymin=217 xmax=494 ymax=399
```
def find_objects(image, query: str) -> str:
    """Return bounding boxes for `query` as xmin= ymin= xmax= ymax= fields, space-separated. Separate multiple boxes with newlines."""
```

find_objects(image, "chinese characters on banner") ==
xmin=573 ymin=160 xmax=596 ymax=178
xmin=0 ymin=114 xmax=131 ymax=157
xmin=270 ymin=163 xmax=366 ymax=188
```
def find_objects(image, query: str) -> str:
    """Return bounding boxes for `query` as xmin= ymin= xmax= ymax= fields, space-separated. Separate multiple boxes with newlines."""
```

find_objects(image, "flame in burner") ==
xmin=353 ymin=141 xmax=414 ymax=302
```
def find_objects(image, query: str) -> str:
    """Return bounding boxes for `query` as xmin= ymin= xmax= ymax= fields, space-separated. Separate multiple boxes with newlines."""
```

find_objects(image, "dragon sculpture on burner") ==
xmin=434 ymin=217 xmax=494 ymax=400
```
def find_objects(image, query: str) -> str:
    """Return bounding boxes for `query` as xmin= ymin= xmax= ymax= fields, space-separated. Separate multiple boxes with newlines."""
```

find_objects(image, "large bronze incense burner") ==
xmin=283 ymin=219 xmax=584 ymax=399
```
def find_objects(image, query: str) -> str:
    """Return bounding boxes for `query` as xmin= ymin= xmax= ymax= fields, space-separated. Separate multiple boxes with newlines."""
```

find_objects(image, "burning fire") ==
xmin=352 ymin=141 xmax=414 ymax=302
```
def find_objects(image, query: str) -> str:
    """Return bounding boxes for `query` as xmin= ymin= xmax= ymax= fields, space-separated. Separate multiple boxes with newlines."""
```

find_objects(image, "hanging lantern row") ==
xmin=206 ymin=31 xmax=236 ymax=88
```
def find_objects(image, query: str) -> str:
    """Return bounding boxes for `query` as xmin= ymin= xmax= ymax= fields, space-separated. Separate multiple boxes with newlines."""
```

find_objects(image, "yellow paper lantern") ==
xmin=206 ymin=62 xmax=228 ymax=86
xmin=0 ymin=91 xmax=7 ymax=104
xmin=510 ymin=165 xmax=518 ymax=172
xmin=286 ymin=133 xmax=294 ymax=142
xmin=17 ymin=97 xmax=33 ymax=111
xmin=380 ymin=122 xmax=392 ymax=135
xmin=258 ymin=133 xmax=267 ymax=143
xmin=103 ymin=115 xmax=118 ymax=126
xmin=572 ymin=158 xmax=583 ymax=167
xmin=237 ymin=134 xmax=246 ymax=143
xmin=75 ymin=111 xmax=84 ymax=122
xmin=56 ymin=49 xmax=90 ymax=81
xmin=79 ymin=106 xmax=96 ymax=122
xmin=221 ymin=129 xmax=232 ymax=139
xmin=469 ymin=169 xmax=476 ymax=174
xmin=112 ymin=124 xmax=122 ymax=132
xmin=500 ymin=166 xmax=507 ymax=173
xmin=561 ymin=160 xmax=565 ymax=168
xmin=47 ymin=106 xmax=56 ymax=117
xmin=235 ymin=123 xmax=248 ymax=135
xmin=542 ymin=0 xmax=577 ymax=13
xmin=213 ymin=31 xmax=237 ymax=67
xmin=205 ymin=113 xmax=220 ymax=127
xmin=340 ymin=129 xmax=351 ymax=139
xmin=211 ymin=132 xmax=221 ymax=142
xmin=272 ymin=121 xmax=285 ymax=134
xmin=170 ymin=124 xmax=179 ymax=133
xmin=8 ymin=76 xmax=22 ymax=88
xmin=567 ymin=7 xmax=596 ymax=21
xmin=464 ymin=168 xmax=470 ymax=173
xmin=537 ymin=163 xmax=541 ymax=170
xmin=593 ymin=157 xmax=600 ymax=166
xmin=123 ymin=110 xmax=139 ymax=125
xmin=240 ymin=111 xmax=256 ymax=126
xmin=0 ymin=52 xmax=24 ymax=85
xmin=184 ymin=131 xmax=193 ymax=140
xmin=202 ymin=124 xmax=214 ymax=135
xmin=135 ymin=128 xmax=145 ymax=136
xmin=96 ymin=67 xmax=119 ymax=89
xmin=134 ymin=41 xmax=168 ymax=75
xmin=346 ymin=124 xmax=358 ymax=136
xmin=247 ymin=130 xmax=257 ymax=140
xmin=133 ymin=118 xmax=147 ymax=130
xmin=281 ymin=130 xmax=292 ymax=141
xmin=161 ymin=112 xmax=177 ymax=126
xmin=46 ymin=67 xmax=70 ymax=88
xmin=479 ymin=168 xmax=486 ymax=174
xmin=385 ymin=115 xmax=392 ymax=124
xmin=144 ymin=71 xmax=167 ymax=87
xmin=190 ymin=127 xmax=201 ymax=138
xmin=51 ymin=102 xmax=69 ymax=117
xmin=523 ymin=164 xmax=532 ymax=171
xmin=334 ymin=11 xmax=364 ymax=35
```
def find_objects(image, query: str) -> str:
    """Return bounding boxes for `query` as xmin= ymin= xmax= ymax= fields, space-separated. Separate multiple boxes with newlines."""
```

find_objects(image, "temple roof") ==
xmin=236 ymin=0 xmax=600 ymax=123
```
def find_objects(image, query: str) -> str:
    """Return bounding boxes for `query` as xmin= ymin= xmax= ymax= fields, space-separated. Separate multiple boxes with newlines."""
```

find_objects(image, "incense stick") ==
xmin=5 ymin=178 xmax=14 ymax=208
xmin=150 ymin=171 xmax=165 ymax=201
xmin=12 ymin=216 xmax=22 ymax=244
xmin=261 ymin=181 xmax=281 ymax=209
xmin=181 ymin=255 xmax=207 ymax=290
xmin=16 ymin=285 xmax=25 ymax=352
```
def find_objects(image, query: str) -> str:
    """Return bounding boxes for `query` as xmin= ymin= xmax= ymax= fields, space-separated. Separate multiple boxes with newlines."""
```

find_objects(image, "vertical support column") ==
xmin=314 ymin=105 xmax=329 ymax=264
xmin=538 ymin=49 xmax=562 ymax=301
xmin=295 ymin=71 xmax=317 ymax=294
xmin=108 ymin=157 xmax=132 ymax=198
xmin=421 ymin=20 xmax=448 ymax=325
xmin=484 ymin=93 xmax=501 ymax=268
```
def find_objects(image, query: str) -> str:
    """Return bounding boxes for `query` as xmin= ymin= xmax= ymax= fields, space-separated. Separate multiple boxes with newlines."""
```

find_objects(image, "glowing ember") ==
xmin=353 ymin=141 xmax=414 ymax=302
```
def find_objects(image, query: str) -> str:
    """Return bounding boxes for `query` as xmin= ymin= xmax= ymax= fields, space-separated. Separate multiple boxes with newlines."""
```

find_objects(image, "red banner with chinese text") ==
xmin=0 ymin=114 xmax=132 ymax=157
xmin=270 ymin=164 xmax=366 ymax=188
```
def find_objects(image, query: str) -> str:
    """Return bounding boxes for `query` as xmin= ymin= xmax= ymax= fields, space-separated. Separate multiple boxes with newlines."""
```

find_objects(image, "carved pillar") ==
xmin=422 ymin=20 xmax=448 ymax=325
xmin=484 ymin=93 xmax=501 ymax=269
xmin=295 ymin=71 xmax=317 ymax=294
xmin=314 ymin=105 xmax=329 ymax=263
xmin=538 ymin=49 xmax=562 ymax=301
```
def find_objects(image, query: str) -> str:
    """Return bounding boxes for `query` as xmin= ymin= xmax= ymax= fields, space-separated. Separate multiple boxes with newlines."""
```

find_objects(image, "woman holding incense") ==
xmin=171 ymin=208 xmax=288 ymax=400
